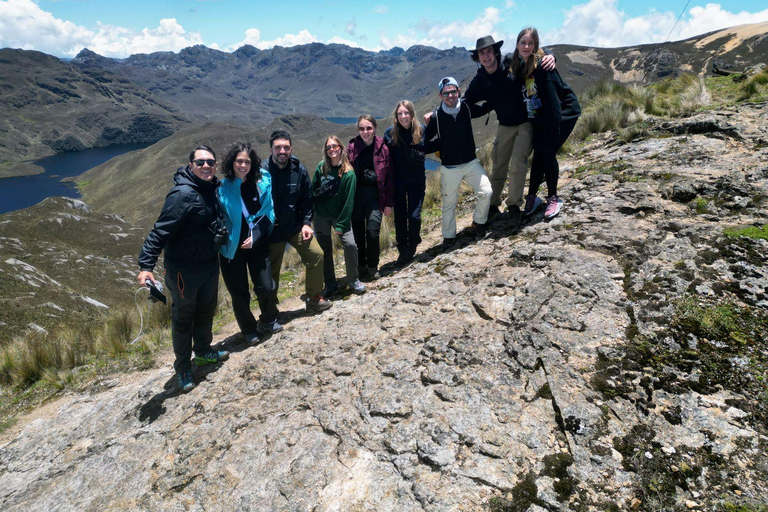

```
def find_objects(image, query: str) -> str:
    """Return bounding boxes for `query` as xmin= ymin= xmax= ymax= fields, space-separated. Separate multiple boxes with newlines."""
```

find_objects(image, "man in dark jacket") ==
xmin=423 ymin=77 xmax=493 ymax=250
xmin=138 ymin=145 xmax=230 ymax=393
xmin=464 ymin=36 xmax=555 ymax=224
xmin=264 ymin=131 xmax=331 ymax=311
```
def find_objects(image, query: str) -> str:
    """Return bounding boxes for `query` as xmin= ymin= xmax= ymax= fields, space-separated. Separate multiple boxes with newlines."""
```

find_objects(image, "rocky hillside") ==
xmin=1 ymin=102 xmax=765 ymax=510
xmin=0 ymin=197 xmax=146 ymax=342
xmin=0 ymin=49 xmax=190 ymax=178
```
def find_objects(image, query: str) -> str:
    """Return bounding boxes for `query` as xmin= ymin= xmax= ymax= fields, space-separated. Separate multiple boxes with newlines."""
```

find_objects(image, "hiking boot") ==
xmin=368 ymin=267 xmax=379 ymax=280
xmin=508 ymin=205 xmax=522 ymax=226
xmin=357 ymin=266 xmax=371 ymax=280
xmin=244 ymin=331 xmax=260 ymax=344
xmin=487 ymin=205 xmax=502 ymax=222
xmin=396 ymin=252 xmax=414 ymax=267
xmin=259 ymin=320 xmax=284 ymax=335
xmin=523 ymin=194 xmax=543 ymax=217
xmin=470 ymin=221 xmax=488 ymax=237
xmin=442 ymin=237 xmax=456 ymax=251
xmin=194 ymin=350 xmax=230 ymax=367
xmin=306 ymin=294 xmax=333 ymax=311
xmin=544 ymin=195 xmax=563 ymax=219
xmin=349 ymin=279 xmax=366 ymax=295
xmin=177 ymin=371 xmax=195 ymax=392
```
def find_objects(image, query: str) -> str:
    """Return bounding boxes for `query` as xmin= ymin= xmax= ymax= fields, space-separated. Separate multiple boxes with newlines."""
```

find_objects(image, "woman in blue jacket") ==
xmin=218 ymin=141 xmax=282 ymax=342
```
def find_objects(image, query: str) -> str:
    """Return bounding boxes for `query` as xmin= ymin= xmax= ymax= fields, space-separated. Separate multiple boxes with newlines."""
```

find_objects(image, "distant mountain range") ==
xmin=1 ymin=21 xmax=766 ymax=177
xmin=0 ymin=49 xmax=190 ymax=177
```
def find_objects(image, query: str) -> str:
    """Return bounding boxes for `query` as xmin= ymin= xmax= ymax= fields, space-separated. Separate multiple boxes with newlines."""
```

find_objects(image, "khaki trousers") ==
xmin=269 ymin=231 xmax=324 ymax=298
xmin=490 ymin=122 xmax=533 ymax=208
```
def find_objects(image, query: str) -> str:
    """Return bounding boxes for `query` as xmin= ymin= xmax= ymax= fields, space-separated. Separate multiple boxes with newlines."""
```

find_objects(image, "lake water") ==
xmin=326 ymin=117 xmax=359 ymax=125
xmin=0 ymin=143 xmax=150 ymax=215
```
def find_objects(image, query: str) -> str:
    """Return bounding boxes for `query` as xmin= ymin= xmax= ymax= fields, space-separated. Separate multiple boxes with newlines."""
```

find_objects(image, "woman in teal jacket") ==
xmin=312 ymin=135 xmax=366 ymax=298
xmin=218 ymin=141 xmax=281 ymax=341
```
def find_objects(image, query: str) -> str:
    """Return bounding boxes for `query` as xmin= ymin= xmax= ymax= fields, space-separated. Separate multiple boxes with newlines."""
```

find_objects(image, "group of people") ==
xmin=137 ymin=28 xmax=581 ymax=392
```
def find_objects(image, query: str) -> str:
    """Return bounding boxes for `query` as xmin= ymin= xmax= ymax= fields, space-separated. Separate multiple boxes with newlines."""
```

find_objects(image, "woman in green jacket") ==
xmin=312 ymin=136 xmax=366 ymax=297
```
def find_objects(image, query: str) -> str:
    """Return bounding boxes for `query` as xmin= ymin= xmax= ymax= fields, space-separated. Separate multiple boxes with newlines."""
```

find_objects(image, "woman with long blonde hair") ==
xmin=311 ymin=136 xmax=365 ymax=297
xmin=383 ymin=100 xmax=433 ymax=265
xmin=509 ymin=27 xmax=581 ymax=220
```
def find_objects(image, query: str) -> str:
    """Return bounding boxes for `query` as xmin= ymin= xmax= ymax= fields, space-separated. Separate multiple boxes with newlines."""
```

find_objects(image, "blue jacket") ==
xmin=217 ymin=172 xmax=275 ymax=260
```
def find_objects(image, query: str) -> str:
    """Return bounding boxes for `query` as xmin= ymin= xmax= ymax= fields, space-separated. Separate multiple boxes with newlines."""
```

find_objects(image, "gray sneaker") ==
xmin=349 ymin=279 xmax=366 ymax=295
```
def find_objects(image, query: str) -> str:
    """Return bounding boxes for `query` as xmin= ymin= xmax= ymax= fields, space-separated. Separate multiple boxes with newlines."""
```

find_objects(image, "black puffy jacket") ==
xmin=138 ymin=165 xmax=221 ymax=271
xmin=263 ymin=156 xmax=314 ymax=244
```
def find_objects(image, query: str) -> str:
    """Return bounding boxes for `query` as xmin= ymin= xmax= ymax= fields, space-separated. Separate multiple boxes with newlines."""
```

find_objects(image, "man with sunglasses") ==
xmin=138 ymin=145 xmax=230 ymax=393
xmin=424 ymin=77 xmax=493 ymax=250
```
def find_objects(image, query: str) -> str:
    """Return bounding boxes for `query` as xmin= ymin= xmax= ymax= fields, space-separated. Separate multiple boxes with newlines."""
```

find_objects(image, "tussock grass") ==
xmin=0 ymin=292 xmax=171 ymax=388
xmin=572 ymin=74 xmax=711 ymax=141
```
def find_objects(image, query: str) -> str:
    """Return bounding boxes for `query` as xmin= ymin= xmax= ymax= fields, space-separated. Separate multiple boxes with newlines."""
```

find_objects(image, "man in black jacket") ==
xmin=464 ymin=36 xmax=555 ymax=224
xmin=423 ymin=77 xmax=493 ymax=250
xmin=138 ymin=145 xmax=230 ymax=393
xmin=264 ymin=131 xmax=331 ymax=311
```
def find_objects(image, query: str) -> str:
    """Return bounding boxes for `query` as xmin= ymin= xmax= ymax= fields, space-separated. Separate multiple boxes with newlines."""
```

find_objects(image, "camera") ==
xmin=210 ymin=219 xmax=229 ymax=252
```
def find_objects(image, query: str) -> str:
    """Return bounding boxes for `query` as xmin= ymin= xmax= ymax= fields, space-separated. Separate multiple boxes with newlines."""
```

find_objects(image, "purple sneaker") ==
xmin=544 ymin=195 xmax=563 ymax=219
xmin=523 ymin=194 xmax=543 ymax=217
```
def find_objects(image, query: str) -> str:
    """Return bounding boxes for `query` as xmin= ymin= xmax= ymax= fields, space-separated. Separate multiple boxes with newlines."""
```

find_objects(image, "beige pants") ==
xmin=439 ymin=158 xmax=492 ymax=239
xmin=490 ymin=122 xmax=533 ymax=208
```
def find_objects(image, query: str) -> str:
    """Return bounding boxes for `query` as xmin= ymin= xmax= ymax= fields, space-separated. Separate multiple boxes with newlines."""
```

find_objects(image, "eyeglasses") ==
xmin=235 ymin=159 xmax=251 ymax=165
xmin=441 ymin=90 xmax=459 ymax=98
xmin=358 ymin=126 xmax=374 ymax=132
xmin=325 ymin=144 xmax=341 ymax=151
xmin=193 ymin=159 xmax=216 ymax=167
xmin=272 ymin=144 xmax=291 ymax=152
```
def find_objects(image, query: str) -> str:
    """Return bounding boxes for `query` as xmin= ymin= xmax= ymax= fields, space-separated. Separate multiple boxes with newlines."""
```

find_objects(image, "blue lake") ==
xmin=0 ymin=143 xmax=150 ymax=215
xmin=326 ymin=117 xmax=360 ymax=125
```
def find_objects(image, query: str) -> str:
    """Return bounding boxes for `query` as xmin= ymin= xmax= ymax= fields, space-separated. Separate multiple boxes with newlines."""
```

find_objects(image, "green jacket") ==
xmin=311 ymin=161 xmax=356 ymax=233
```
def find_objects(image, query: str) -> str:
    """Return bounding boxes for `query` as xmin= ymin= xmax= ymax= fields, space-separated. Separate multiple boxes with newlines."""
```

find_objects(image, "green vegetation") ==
xmin=723 ymin=225 xmax=768 ymax=240
xmin=571 ymin=69 xmax=768 ymax=143
xmin=694 ymin=197 xmax=710 ymax=213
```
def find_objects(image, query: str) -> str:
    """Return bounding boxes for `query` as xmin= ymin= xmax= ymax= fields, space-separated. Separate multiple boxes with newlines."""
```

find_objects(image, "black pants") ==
xmin=219 ymin=243 xmax=278 ymax=336
xmin=529 ymin=117 xmax=579 ymax=198
xmin=352 ymin=186 xmax=382 ymax=269
xmin=165 ymin=260 xmax=219 ymax=375
xmin=394 ymin=177 xmax=425 ymax=258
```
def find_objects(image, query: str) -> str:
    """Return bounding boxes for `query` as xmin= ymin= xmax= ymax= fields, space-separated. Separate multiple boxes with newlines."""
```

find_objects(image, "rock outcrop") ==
xmin=0 ymin=104 xmax=766 ymax=511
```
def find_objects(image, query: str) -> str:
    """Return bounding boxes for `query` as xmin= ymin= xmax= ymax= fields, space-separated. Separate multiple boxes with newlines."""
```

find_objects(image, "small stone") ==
xmin=692 ymin=491 xmax=700 ymax=498
xmin=735 ymin=490 xmax=742 ymax=496
xmin=662 ymin=446 xmax=676 ymax=455
xmin=686 ymin=500 xmax=699 ymax=509
xmin=630 ymin=498 xmax=642 ymax=510
xmin=670 ymin=465 xmax=680 ymax=472
xmin=644 ymin=451 xmax=653 ymax=459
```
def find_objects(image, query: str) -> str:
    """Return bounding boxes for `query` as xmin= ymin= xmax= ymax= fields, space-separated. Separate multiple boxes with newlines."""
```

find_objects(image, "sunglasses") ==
xmin=441 ymin=90 xmax=459 ymax=98
xmin=358 ymin=126 xmax=374 ymax=132
xmin=325 ymin=143 xmax=341 ymax=151
xmin=193 ymin=159 xmax=216 ymax=167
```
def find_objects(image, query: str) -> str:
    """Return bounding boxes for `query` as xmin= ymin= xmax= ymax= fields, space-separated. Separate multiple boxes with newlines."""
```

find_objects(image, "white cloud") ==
xmin=505 ymin=1 xmax=516 ymax=8
xmin=545 ymin=0 xmax=768 ymax=48
xmin=0 ymin=0 xmax=202 ymax=57
xmin=674 ymin=3 xmax=768 ymax=41
xmin=0 ymin=0 xmax=92 ymax=56
xmin=346 ymin=19 xmax=357 ymax=36
xmin=232 ymin=29 xmax=320 ymax=50
xmin=328 ymin=36 xmax=361 ymax=48
xmin=374 ymin=5 xmax=389 ymax=15
xmin=380 ymin=7 xmax=506 ymax=50
xmin=89 ymin=19 xmax=204 ymax=57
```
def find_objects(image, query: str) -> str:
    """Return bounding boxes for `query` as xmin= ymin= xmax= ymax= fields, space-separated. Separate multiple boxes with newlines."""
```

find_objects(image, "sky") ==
xmin=1 ymin=0 xmax=767 ymax=58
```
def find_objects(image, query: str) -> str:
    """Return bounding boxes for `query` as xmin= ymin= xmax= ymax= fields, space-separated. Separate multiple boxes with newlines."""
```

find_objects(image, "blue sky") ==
xmin=1 ymin=0 xmax=767 ymax=57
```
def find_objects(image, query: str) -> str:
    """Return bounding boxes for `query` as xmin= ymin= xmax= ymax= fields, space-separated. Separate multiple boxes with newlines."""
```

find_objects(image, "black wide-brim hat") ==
xmin=470 ymin=35 xmax=504 ymax=56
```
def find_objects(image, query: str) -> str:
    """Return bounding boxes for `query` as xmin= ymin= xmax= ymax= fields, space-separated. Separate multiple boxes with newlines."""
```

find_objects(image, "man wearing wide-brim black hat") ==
xmin=464 ymin=34 xmax=555 ymax=226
